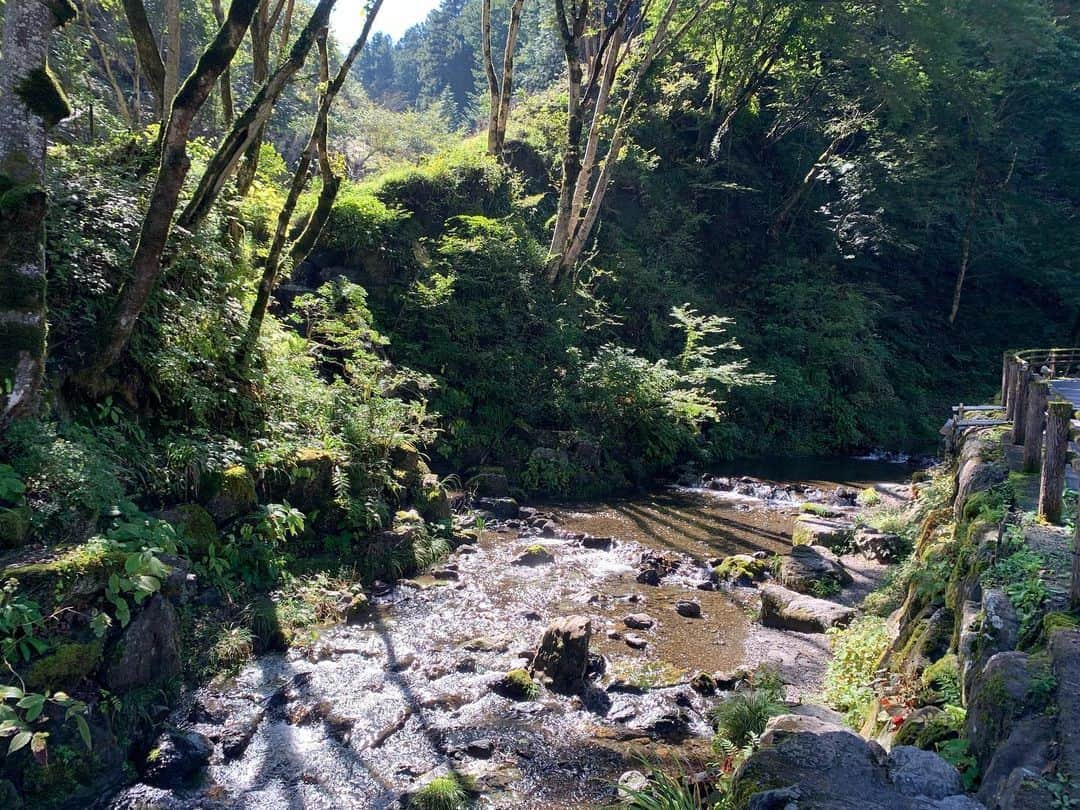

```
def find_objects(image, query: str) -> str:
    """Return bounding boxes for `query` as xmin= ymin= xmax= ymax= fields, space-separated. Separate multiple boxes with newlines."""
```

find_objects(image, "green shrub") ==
xmin=410 ymin=774 xmax=470 ymax=810
xmin=823 ymin=616 xmax=890 ymax=726
xmin=711 ymin=689 xmax=784 ymax=748
xmin=921 ymin=654 xmax=961 ymax=705
xmin=857 ymin=487 xmax=882 ymax=507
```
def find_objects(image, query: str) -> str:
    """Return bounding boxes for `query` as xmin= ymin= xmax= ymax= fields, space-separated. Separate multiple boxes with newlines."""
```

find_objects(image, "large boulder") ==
xmin=1051 ymin=630 xmax=1080 ymax=790
xmin=854 ymin=529 xmax=907 ymax=563
xmin=530 ymin=615 xmax=591 ymax=693
xmin=976 ymin=716 xmax=1055 ymax=808
xmin=735 ymin=714 xmax=976 ymax=809
xmin=203 ymin=464 xmax=257 ymax=525
xmin=141 ymin=729 xmax=212 ymax=788
xmin=953 ymin=434 xmax=1007 ymax=520
xmin=792 ymin=516 xmax=855 ymax=552
xmin=959 ymin=589 xmax=1018 ymax=701
xmin=759 ymin=584 xmax=856 ymax=633
xmin=104 ymin=595 xmax=182 ymax=692
xmin=964 ymin=651 xmax=1047 ymax=771
xmin=779 ymin=545 xmax=852 ymax=595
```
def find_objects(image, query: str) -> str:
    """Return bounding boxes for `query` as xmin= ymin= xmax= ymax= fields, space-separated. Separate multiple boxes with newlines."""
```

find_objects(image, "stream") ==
xmin=113 ymin=458 xmax=915 ymax=810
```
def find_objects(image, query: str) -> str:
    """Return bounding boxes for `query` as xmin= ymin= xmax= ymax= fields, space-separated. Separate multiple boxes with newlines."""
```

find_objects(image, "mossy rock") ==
xmin=494 ymin=668 xmax=539 ymax=700
xmin=0 ymin=506 xmax=31 ymax=548
xmin=4 ymin=543 xmax=123 ymax=609
xmin=161 ymin=504 xmax=217 ymax=557
xmin=416 ymin=473 xmax=451 ymax=522
xmin=714 ymin=553 xmax=771 ymax=585
xmin=24 ymin=639 xmax=104 ymax=693
xmin=204 ymin=465 xmax=257 ymax=524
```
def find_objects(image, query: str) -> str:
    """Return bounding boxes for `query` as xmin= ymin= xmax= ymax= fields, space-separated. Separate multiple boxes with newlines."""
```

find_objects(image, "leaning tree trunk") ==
xmin=238 ymin=0 xmax=383 ymax=366
xmin=122 ymin=0 xmax=166 ymax=120
xmin=87 ymin=0 xmax=261 ymax=378
xmin=178 ymin=0 xmax=338 ymax=232
xmin=0 ymin=0 xmax=75 ymax=428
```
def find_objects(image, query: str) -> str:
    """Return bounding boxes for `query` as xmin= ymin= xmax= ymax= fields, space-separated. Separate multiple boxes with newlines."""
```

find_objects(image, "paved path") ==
xmin=1050 ymin=378 xmax=1080 ymax=410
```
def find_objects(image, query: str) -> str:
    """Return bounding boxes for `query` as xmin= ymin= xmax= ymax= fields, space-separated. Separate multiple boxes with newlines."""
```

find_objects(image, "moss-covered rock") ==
xmin=494 ymin=668 xmax=539 ymax=700
xmin=0 ymin=507 xmax=30 ymax=548
xmin=714 ymin=553 xmax=771 ymax=585
xmin=204 ymin=465 xmax=257 ymax=524
xmin=24 ymin=639 xmax=104 ymax=692
xmin=161 ymin=504 xmax=217 ymax=557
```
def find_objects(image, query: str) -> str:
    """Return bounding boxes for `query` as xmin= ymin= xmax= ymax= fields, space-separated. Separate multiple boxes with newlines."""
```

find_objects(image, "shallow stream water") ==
xmin=116 ymin=459 xmax=913 ymax=809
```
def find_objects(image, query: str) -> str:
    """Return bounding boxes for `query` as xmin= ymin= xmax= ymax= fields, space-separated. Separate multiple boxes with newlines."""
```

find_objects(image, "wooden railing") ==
xmin=998 ymin=348 xmax=1080 ymax=524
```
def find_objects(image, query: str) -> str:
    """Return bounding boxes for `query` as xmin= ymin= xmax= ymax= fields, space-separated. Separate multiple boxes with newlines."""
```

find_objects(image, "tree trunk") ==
xmin=948 ymin=168 xmax=980 ymax=324
xmin=178 ymin=0 xmax=338 ymax=232
xmin=482 ymin=0 xmax=498 ymax=155
xmin=549 ymin=0 xmax=714 ymax=284
xmin=1021 ymin=380 xmax=1049 ymax=472
xmin=88 ymin=0 xmax=261 ymax=378
xmin=0 ymin=0 xmax=74 ymax=427
xmin=482 ymin=0 xmax=526 ymax=156
xmin=83 ymin=2 xmax=134 ymax=129
xmin=235 ymin=0 xmax=274 ymax=196
xmin=211 ymin=0 xmax=235 ymax=128
xmin=163 ymin=0 xmax=181 ymax=112
xmin=1038 ymin=400 xmax=1072 ymax=524
xmin=238 ymin=0 xmax=383 ymax=365
xmin=121 ymin=0 xmax=165 ymax=119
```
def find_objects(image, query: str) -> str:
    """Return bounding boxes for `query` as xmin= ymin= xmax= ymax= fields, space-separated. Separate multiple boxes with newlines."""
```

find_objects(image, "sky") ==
xmin=331 ymin=1 xmax=442 ymax=47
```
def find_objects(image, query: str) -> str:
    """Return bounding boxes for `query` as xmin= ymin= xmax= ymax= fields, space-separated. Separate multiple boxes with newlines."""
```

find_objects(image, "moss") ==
xmin=499 ymin=668 xmax=539 ymax=700
xmin=1043 ymin=611 xmax=1080 ymax=637
xmin=169 ymin=504 xmax=217 ymax=556
xmin=410 ymin=774 xmax=470 ymax=810
xmin=921 ymin=654 xmax=961 ymax=704
xmin=714 ymin=554 xmax=770 ymax=583
xmin=0 ymin=507 xmax=31 ymax=548
xmin=16 ymin=66 xmax=72 ymax=129
xmin=220 ymin=465 xmax=256 ymax=504
xmin=24 ymin=640 xmax=104 ymax=692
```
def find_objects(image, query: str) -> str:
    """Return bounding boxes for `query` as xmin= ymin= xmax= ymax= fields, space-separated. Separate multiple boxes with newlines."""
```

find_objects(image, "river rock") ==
xmin=675 ymin=600 xmax=702 ymax=618
xmin=779 ymin=545 xmax=852 ymax=594
xmin=624 ymin=633 xmax=648 ymax=650
xmin=623 ymin=613 xmax=655 ymax=630
xmin=474 ymin=496 xmax=519 ymax=519
xmin=635 ymin=568 xmax=661 ymax=586
xmin=735 ymin=714 xmax=975 ymax=808
xmin=141 ymin=729 xmax=212 ymax=788
xmin=530 ymin=615 xmax=591 ymax=693
xmin=886 ymin=746 xmax=963 ymax=799
xmin=104 ymin=594 xmax=182 ymax=692
xmin=791 ymin=515 xmax=855 ymax=551
xmin=580 ymin=535 xmax=613 ymax=550
xmin=512 ymin=545 xmax=555 ymax=566
xmin=759 ymin=584 xmax=856 ymax=633
xmin=618 ymin=770 xmax=649 ymax=797
xmin=854 ymin=528 xmax=907 ymax=562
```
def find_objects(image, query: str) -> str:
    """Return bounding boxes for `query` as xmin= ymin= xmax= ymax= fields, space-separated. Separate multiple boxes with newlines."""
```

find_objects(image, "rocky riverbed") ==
xmin=111 ymin=462 xmax=915 ymax=809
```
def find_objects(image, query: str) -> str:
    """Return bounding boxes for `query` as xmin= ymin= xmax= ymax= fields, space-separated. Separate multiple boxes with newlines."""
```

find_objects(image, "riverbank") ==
xmin=93 ymin=459 xmax=922 ymax=808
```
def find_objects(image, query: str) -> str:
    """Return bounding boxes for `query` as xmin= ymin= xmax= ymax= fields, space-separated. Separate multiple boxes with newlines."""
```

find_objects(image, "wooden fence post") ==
xmin=1022 ymin=380 xmax=1049 ymax=472
xmin=1004 ymin=359 xmax=1017 ymax=420
xmin=1011 ymin=363 xmax=1032 ymax=446
xmin=1001 ymin=352 xmax=1012 ymax=410
xmin=1038 ymin=399 xmax=1072 ymax=524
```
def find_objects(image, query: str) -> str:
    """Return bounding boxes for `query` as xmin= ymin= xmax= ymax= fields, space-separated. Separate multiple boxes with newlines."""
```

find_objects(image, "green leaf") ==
xmin=74 ymin=714 xmax=91 ymax=751
xmin=8 ymin=731 xmax=31 ymax=754
xmin=114 ymin=597 xmax=130 ymax=627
